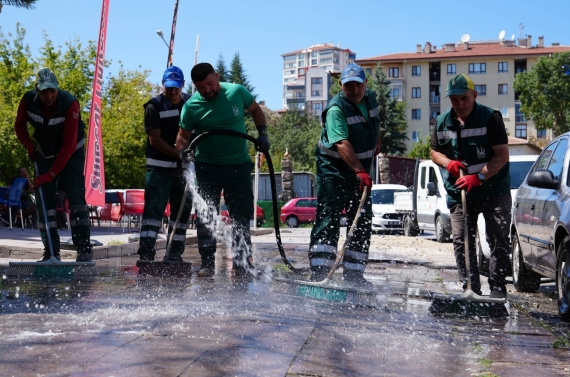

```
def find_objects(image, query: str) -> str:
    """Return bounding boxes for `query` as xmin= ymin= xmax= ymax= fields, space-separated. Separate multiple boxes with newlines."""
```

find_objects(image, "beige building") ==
xmin=281 ymin=43 xmax=356 ymax=117
xmin=356 ymin=36 xmax=570 ymax=152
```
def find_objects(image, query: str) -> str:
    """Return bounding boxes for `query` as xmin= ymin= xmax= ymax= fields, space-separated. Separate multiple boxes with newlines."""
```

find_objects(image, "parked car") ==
xmin=371 ymin=184 xmax=408 ymax=234
xmin=280 ymin=198 xmax=317 ymax=228
xmin=219 ymin=195 xmax=265 ymax=227
xmin=512 ymin=133 xmax=570 ymax=320
xmin=476 ymin=154 xmax=539 ymax=276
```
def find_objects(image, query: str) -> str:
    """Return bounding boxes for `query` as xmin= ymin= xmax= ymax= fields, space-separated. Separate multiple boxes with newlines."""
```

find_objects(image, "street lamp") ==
xmin=156 ymin=30 xmax=169 ymax=49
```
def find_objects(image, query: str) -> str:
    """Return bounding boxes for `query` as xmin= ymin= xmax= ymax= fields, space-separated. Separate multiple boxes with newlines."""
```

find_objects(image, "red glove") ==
xmin=24 ymin=141 xmax=36 ymax=162
xmin=34 ymin=171 xmax=55 ymax=188
xmin=355 ymin=170 xmax=372 ymax=192
xmin=446 ymin=160 xmax=466 ymax=178
xmin=455 ymin=174 xmax=482 ymax=193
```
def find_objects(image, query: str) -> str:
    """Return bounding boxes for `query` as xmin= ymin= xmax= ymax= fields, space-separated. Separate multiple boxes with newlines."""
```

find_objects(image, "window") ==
xmin=537 ymin=129 xmax=546 ymax=138
xmin=284 ymin=55 xmax=296 ymax=61
xmin=312 ymin=103 xmax=322 ymax=112
xmin=412 ymin=130 xmax=421 ymax=142
xmin=312 ymin=77 xmax=323 ymax=84
xmin=284 ymin=63 xmax=296 ymax=68
xmin=515 ymin=103 xmax=526 ymax=122
xmin=447 ymin=64 xmax=456 ymax=75
xmin=298 ymin=54 xmax=304 ymax=59
xmin=389 ymin=67 xmax=400 ymax=78
xmin=298 ymin=61 xmax=304 ymax=67
xmin=498 ymin=84 xmax=508 ymax=95
xmin=295 ymin=92 xmax=304 ymax=98
xmin=412 ymin=109 xmax=421 ymax=120
xmin=320 ymin=49 xmax=332 ymax=55
xmin=469 ymin=62 xmax=486 ymax=74
xmin=534 ymin=141 xmax=557 ymax=171
xmin=548 ymin=139 xmax=568 ymax=182
xmin=284 ymin=70 xmax=295 ymax=75
xmin=515 ymin=124 xmax=527 ymax=139
xmin=284 ymin=78 xmax=296 ymax=83
xmin=474 ymin=84 xmax=486 ymax=96
xmin=311 ymin=90 xmax=322 ymax=96
xmin=311 ymin=59 xmax=317 ymax=66
xmin=412 ymin=87 xmax=421 ymax=98
xmin=298 ymin=68 xmax=305 ymax=75
xmin=365 ymin=68 xmax=372 ymax=75
xmin=311 ymin=51 xmax=318 ymax=57
xmin=412 ymin=65 xmax=421 ymax=76
xmin=320 ymin=57 xmax=333 ymax=63
xmin=390 ymin=87 xmax=400 ymax=100
xmin=499 ymin=106 xmax=508 ymax=118
xmin=498 ymin=62 xmax=508 ymax=73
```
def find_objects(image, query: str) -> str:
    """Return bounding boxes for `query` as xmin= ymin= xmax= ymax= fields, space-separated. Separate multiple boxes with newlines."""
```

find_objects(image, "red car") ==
xmin=280 ymin=198 xmax=318 ymax=228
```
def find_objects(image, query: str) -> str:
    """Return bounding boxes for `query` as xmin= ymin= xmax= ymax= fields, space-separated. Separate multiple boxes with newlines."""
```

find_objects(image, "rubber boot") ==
xmin=196 ymin=257 xmax=215 ymax=277
xmin=310 ymin=266 xmax=329 ymax=282
xmin=37 ymin=249 xmax=60 ymax=262
xmin=343 ymin=270 xmax=373 ymax=287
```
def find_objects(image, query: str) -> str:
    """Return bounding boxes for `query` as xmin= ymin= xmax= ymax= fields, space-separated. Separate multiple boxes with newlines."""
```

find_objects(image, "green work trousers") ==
xmin=36 ymin=151 xmax=91 ymax=256
xmin=194 ymin=161 xmax=254 ymax=266
xmin=137 ymin=169 xmax=192 ymax=259
xmin=309 ymin=177 xmax=372 ymax=274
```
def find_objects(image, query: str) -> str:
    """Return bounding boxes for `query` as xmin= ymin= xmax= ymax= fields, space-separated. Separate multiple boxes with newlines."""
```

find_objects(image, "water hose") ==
xmin=186 ymin=129 xmax=307 ymax=274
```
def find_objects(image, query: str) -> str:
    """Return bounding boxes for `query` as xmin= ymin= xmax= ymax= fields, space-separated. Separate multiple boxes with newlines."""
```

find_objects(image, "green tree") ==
xmin=215 ymin=53 xmax=228 ymax=82
xmin=408 ymin=136 xmax=431 ymax=159
xmin=513 ymin=52 xmax=570 ymax=136
xmin=101 ymin=64 xmax=151 ymax=189
xmin=0 ymin=0 xmax=37 ymax=12
xmin=229 ymin=52 xmax=255 ymax=97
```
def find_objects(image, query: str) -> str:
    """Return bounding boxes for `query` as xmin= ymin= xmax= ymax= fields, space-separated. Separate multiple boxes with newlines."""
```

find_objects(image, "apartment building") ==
xmin=356 ymin=35 xmax=570 ymax=152
xmin=281 ymin=43 xmax=356 ymax=116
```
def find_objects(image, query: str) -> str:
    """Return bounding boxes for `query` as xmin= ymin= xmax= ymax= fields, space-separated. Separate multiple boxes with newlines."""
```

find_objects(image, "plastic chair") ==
xmin=99 ymin=191 xmax=124 ymax=228
xmin=163 ymin=202 xmax=171 ymax=229
xmin=123 ymin=189 xmax=145 ymax=232
xmin=0 ymin=187 xmax=9 ymax=226
xmin=8 ymin=178 xmax=28 ymax=230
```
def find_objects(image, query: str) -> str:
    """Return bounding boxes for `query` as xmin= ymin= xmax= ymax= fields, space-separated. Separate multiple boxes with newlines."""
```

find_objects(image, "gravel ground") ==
xmin=369 ymin=233 xmax=453 ymax=251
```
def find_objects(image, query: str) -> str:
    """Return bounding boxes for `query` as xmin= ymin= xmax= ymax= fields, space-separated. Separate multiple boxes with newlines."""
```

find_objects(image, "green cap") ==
xmin=445 ymin=74 xmax=474 ymax=97
xmin=36 ymin=68 xmax=59 ymax=91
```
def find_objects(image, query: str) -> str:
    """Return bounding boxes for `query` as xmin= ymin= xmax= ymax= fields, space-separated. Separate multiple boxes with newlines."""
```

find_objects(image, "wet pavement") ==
xmin=1 ymin=228 xmax=570 ymax=376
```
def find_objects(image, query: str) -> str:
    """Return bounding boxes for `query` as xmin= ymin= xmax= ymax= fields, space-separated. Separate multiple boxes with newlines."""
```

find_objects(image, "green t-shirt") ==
xmin=324 ymin=101 xmax=370 ymax=144
xmin=179 ymin=82 xmax=254 ymax=164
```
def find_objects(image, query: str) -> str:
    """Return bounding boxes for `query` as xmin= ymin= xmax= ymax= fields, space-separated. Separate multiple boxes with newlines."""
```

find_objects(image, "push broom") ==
xmin=7 ymin=162 xmax=97 ymax=278
xmin=429 ymin=170 xmax=509 ymax=317
xmin=136 ymin=180 xmax=193 ymax=277
xmin=271 ymin=186 xmax=377 ymax=306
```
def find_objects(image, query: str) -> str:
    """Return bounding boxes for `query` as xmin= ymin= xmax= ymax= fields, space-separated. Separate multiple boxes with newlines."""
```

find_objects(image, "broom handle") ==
xmin=460 ymin=169 xmax=471 ymax=292
xmin=35 ymin=161 xmax=55 ymax=260
xmin=164 ymin=178 xmax=190 ymax=259
xmin=325 ymin=186 xmax=368 ymax=281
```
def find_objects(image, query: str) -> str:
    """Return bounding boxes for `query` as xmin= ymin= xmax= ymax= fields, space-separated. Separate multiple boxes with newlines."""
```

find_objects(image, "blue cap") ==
xmin=163 ymin=66 xmax=184 ymax=88
xmin=340 ymin=63 xmax=366 ymax=84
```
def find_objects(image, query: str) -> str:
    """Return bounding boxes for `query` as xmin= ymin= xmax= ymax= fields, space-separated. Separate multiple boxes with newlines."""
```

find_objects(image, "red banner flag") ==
xmin=84 ymin=0 xmax=109 ymax=207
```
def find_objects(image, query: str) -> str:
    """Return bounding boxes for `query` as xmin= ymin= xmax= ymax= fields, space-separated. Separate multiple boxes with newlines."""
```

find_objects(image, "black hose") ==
xmin=187 ymin=129 xmax=306 ymax=273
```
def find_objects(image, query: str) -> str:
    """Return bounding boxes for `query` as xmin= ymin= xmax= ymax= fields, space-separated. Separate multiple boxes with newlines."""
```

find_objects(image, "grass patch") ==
xmin=107 ymin=239 xmax=125 ymax=246
xmin=273 ymin=264 xmax=290 ymax=272
xmin=553 ymin=335 xmax=570 ymax=349
xmin=478 ymin=358 xmax=493 ymax=369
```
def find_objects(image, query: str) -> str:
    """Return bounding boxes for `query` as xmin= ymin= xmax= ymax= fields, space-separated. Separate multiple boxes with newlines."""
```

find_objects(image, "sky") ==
xmin=2 ymin=0 xmax=569 ymax=111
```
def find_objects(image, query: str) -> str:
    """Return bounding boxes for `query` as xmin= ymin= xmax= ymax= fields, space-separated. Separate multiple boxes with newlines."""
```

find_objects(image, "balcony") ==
xmin=430 ymin=95 xmax=440 ymax=104
xmin=429 ymin=70 xmax=441 ymax=82
xmin=515 ymin=114 xmax=527 ymax=123
xmin=286 ymin=98 xmax=304 ymax=104
xmin=287 ymin=84 xmax=305 ymax=90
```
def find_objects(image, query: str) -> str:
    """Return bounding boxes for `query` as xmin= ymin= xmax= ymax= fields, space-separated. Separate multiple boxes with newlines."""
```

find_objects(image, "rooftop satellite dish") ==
xmin=499 ymin=30 xmax=506 ymax=40
xmin=461 ymin=34 xmax=470 ymax=43
xmin=511 ymin=34 xmax=515 ymax=41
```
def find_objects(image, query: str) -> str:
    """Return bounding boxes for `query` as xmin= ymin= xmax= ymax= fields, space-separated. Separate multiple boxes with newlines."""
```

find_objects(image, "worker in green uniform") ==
xmin=431 ymin=73 xmax=511 ymax=299
xmin=176 ymin=63 xmax=269 ymax=278
xmin=309 ymin=63 xmax=381 ymax=286
xmin=137 ymin=66 xmax=192 ymax=262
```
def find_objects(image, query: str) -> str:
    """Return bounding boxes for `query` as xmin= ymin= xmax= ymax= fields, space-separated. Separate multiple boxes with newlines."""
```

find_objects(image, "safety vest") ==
xmin=316 ymin=89 xmax=380 ymax=179
xmin=435 ymin=102 xmax=510 ymax=203
xmin=23 ymin=89 xmax=85 ymax=159
xmin=144 ymin=93 xmax=190 ymax=171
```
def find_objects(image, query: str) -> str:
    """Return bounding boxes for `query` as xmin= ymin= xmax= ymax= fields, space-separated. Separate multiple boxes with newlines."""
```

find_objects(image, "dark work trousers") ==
xmin=36 ymin=151 xmax=91 ymax=256
xmin=450 ymin=193 xmax=512 ymax=292
xmin=309 ymin=178 xmax=372 ymax=274
xmin=137 ymin=169 xmax=192 ymax=259
xmin=194 ymin=161 xmax=254 ymax=267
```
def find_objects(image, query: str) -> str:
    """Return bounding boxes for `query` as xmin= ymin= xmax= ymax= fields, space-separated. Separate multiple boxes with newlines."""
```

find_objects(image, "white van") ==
xmin=371 ymin=184 xmax=408 ymax=234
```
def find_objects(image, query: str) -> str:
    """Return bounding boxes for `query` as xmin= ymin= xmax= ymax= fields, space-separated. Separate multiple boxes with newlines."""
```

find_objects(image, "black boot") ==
xmin=310 ymin=266 xmax=330 ymax=282
xmin=137 ymin=248 xmax=156 ymax=262
xmin=197 ymin=257 xmax=215 ymax=277
xmin=37 ymin=249 xmax=60 ymax=262
xmin=77 ymin=245 xmax=93 ymax=262
xmin=343 ymin=270 xmax=373 ymax=287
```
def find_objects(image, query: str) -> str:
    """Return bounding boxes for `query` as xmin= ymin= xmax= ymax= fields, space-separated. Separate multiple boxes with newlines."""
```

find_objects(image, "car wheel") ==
xmin=476 ymin=229 xmax=490 ymax=278
xmin=512 ymin=233 xmax=541 ymax=293
xmin=403 ymin=216 xmax=418 ymax=237
xmin=557 ymin=237 xmax=570 ymax=320
xmin=435 ymin=216 xmax=448 ymax=243
xmin=286 ymin=216 xmax=299 ymax=228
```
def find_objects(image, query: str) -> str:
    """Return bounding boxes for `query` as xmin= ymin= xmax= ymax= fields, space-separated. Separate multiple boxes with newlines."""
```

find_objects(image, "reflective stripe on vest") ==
xmin=146 ymin=158 xmax=188 ymax=169
xmin=437 ymin=127 xmax=487 ymax=140
xmin=369 ymin=106 xmax=379 ymax=118
xmin=38 ymin=138 xmax=85 ymax=159
xmin=346 ymin=115 xmax=366 ymax=125
xmin=159 ymin=109 xmax=180 ymax=118
xmin=27 ymin=113 xmax=67 ymax=127
xmin=317 ymin=141 xmax=374 ymax=160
